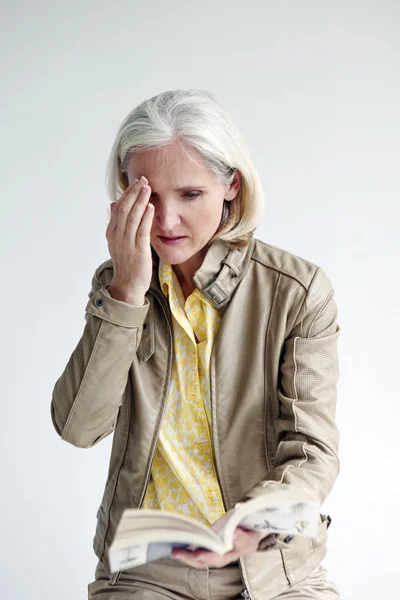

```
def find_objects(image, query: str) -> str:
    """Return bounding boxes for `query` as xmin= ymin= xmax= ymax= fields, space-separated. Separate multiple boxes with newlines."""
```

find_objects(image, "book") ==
xmin=108 ymin=490 xmax=319 ymax=572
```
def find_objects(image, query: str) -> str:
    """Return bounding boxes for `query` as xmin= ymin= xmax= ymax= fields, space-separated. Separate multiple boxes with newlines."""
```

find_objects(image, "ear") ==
xmin=225 ymin=170 xmax=242 ymax=201
xmin=121 ymin=172 xmax=129 ymax=188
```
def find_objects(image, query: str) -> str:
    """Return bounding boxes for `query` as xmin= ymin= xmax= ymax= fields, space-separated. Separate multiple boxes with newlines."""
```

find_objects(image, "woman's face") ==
xmin=126 ymin=141 xmax=241 ymax=270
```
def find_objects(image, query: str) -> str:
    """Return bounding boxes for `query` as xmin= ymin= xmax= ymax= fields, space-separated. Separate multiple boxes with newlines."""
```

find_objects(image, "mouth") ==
xmin=158 ymin=235 xmax=188 ymax=245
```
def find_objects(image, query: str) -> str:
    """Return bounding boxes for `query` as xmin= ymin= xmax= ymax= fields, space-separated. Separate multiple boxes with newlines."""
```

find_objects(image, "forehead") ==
xmin=126 ymin=142 xmax=218 ymax=188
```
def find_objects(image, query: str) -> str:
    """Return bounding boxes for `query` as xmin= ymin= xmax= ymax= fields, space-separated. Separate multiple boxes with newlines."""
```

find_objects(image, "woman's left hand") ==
xmin=170 ymin=509 xmax=271 ymax=568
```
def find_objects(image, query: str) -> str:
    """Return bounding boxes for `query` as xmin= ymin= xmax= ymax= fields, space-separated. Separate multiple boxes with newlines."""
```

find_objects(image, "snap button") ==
xmin=284 ymin=535 xmax=294 ymax=544
xmin=96 ymin=299 xmax=104 ymax=307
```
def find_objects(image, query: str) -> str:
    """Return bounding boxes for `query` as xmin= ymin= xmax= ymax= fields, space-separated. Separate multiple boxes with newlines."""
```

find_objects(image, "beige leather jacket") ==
xmin=51 ymin=236 xmax=340 ymax=600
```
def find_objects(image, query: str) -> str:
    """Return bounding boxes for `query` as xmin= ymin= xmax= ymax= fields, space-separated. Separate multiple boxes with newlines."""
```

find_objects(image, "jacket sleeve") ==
xmin=50 ymin=263 xmax=149 ymax=449
xmin=240 ymin=265 xmax=340 ymax=510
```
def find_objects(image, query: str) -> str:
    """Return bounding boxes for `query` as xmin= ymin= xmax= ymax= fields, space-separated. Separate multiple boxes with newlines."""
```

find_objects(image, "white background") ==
xmin=2 ymin=1 xmax=399 ymax=598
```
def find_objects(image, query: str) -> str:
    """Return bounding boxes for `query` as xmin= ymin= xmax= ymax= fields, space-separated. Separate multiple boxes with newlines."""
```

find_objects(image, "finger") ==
xmin=107 ymin=179 xmax=139 ymax=230
xmin=174 ymin=548 xmax=214 ymax=560
xmin=115 ymin=181 xmax=145 ymax=234
xmin=135 ymin=202 xmax=154 ymax=249
xmin=125 ymin=184 xmax=152 ymax=237
xmin=114 ymin=178 xmax=146 ymax=234
xmin=171 ymin=548 xmax=209 ymax=564
xmin=172 ymin=548 xmax=237 ymax=569
xmin=171 ymin=555 xmax=200 ymax=567
xmin=205 ymin=549 xmax=240 ymax=568
xmin=189 ymin=551 xmax=238 ymax=569
xmin=231 ymin=529 xmax=261 ymax=557
xmin=173 ymin=554 xmax=210 ymax=569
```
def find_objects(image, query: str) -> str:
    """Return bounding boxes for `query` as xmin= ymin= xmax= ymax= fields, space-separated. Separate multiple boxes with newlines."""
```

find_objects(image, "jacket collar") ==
xmin=150 ymin=236 xmax=255 ymax=310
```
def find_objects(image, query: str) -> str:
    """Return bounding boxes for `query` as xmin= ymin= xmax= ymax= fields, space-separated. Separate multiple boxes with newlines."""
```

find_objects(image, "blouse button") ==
xmin=96 ymin=299 xmax=104 ymax=307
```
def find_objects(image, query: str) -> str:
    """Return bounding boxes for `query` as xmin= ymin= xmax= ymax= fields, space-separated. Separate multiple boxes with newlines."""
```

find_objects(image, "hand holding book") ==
xmin=171 ymin=506 xmax=274 ymax=568
xmin=108 ymin=490 xmax=319 ymax=572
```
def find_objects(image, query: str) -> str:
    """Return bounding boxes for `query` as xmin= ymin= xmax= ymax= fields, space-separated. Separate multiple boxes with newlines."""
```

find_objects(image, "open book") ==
xmin=108 ymin=490 xmax=319 ymax=572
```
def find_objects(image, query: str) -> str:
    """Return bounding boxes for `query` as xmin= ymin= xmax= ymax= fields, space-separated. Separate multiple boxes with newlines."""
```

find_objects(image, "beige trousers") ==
xmin=88 ymin=557 xmax=339 ymax=599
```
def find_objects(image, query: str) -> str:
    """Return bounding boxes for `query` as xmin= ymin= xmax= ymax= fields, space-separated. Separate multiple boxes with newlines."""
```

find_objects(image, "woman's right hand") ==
xmin=106 ymin=176 xmax=154 ymax=306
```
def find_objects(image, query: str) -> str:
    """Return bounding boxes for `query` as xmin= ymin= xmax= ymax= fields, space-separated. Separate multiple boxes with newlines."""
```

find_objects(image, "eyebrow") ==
xmin=177 ymin=185 xmax=208 ymax=192
xmin=150 ymin=185 xmax=208 ymax=192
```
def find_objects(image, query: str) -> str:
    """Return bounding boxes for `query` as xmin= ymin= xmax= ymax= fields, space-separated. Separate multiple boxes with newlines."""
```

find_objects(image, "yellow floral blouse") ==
xmin=141 ymin=260 xmax=226 ymax=525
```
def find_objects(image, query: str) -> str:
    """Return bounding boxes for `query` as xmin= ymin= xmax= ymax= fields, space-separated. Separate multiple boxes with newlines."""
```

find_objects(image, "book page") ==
xmin=114 ymin=509 xmax=221 ymax=540
xmin=220 ymin=491 xmax=320 ymax=547
xmin=109 ymin=541 xmax=190 ymax=572
xmin=108 ymin=513 xmax=228 ymax=572
xmin=237 ymin=501 xmax=318 ymax=535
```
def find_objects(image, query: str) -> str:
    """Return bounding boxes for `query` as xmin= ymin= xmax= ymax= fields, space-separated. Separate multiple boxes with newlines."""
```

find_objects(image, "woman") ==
xmin=51 ymin=89 xmax=341 ymax=599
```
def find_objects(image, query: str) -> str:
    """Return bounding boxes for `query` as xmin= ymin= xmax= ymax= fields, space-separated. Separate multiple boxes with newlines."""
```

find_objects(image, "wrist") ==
xmin=108 ymin=284 xmax=145 ymax=306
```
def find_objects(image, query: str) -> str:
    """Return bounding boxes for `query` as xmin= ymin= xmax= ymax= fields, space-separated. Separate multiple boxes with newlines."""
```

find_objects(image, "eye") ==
xmin=150 ymin=192 xmax=201 ymax=200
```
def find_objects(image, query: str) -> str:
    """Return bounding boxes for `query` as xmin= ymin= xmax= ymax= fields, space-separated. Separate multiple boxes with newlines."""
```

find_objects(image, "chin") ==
xmin=152 ymin=242 xmax=188 ymax=263
xmin=153 ymin=240 xmax=206 ymax=267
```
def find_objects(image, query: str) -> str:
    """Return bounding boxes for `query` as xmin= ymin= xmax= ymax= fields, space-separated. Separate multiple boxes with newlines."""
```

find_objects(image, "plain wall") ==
xmin=2 ymin=1 xmax=399 ymax=598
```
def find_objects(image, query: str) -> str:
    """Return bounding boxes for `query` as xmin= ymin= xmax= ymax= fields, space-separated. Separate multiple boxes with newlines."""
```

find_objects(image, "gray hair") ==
xmin=106 ymin=89 xmax=265 ymax=247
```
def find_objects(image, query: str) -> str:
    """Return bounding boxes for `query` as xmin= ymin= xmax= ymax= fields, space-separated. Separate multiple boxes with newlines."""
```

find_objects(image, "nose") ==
xmin=154 ymin=201 xmax=181 ymax=232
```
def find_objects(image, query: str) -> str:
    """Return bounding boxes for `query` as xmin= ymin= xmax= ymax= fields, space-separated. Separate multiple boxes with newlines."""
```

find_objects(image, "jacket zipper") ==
xmin=209 ymin=328 xmax=254 ymax=600
xmin=137 ymin=288 xmax=173 ymax=508
xmin=209 ymin=329 xmax=229 ymax=511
